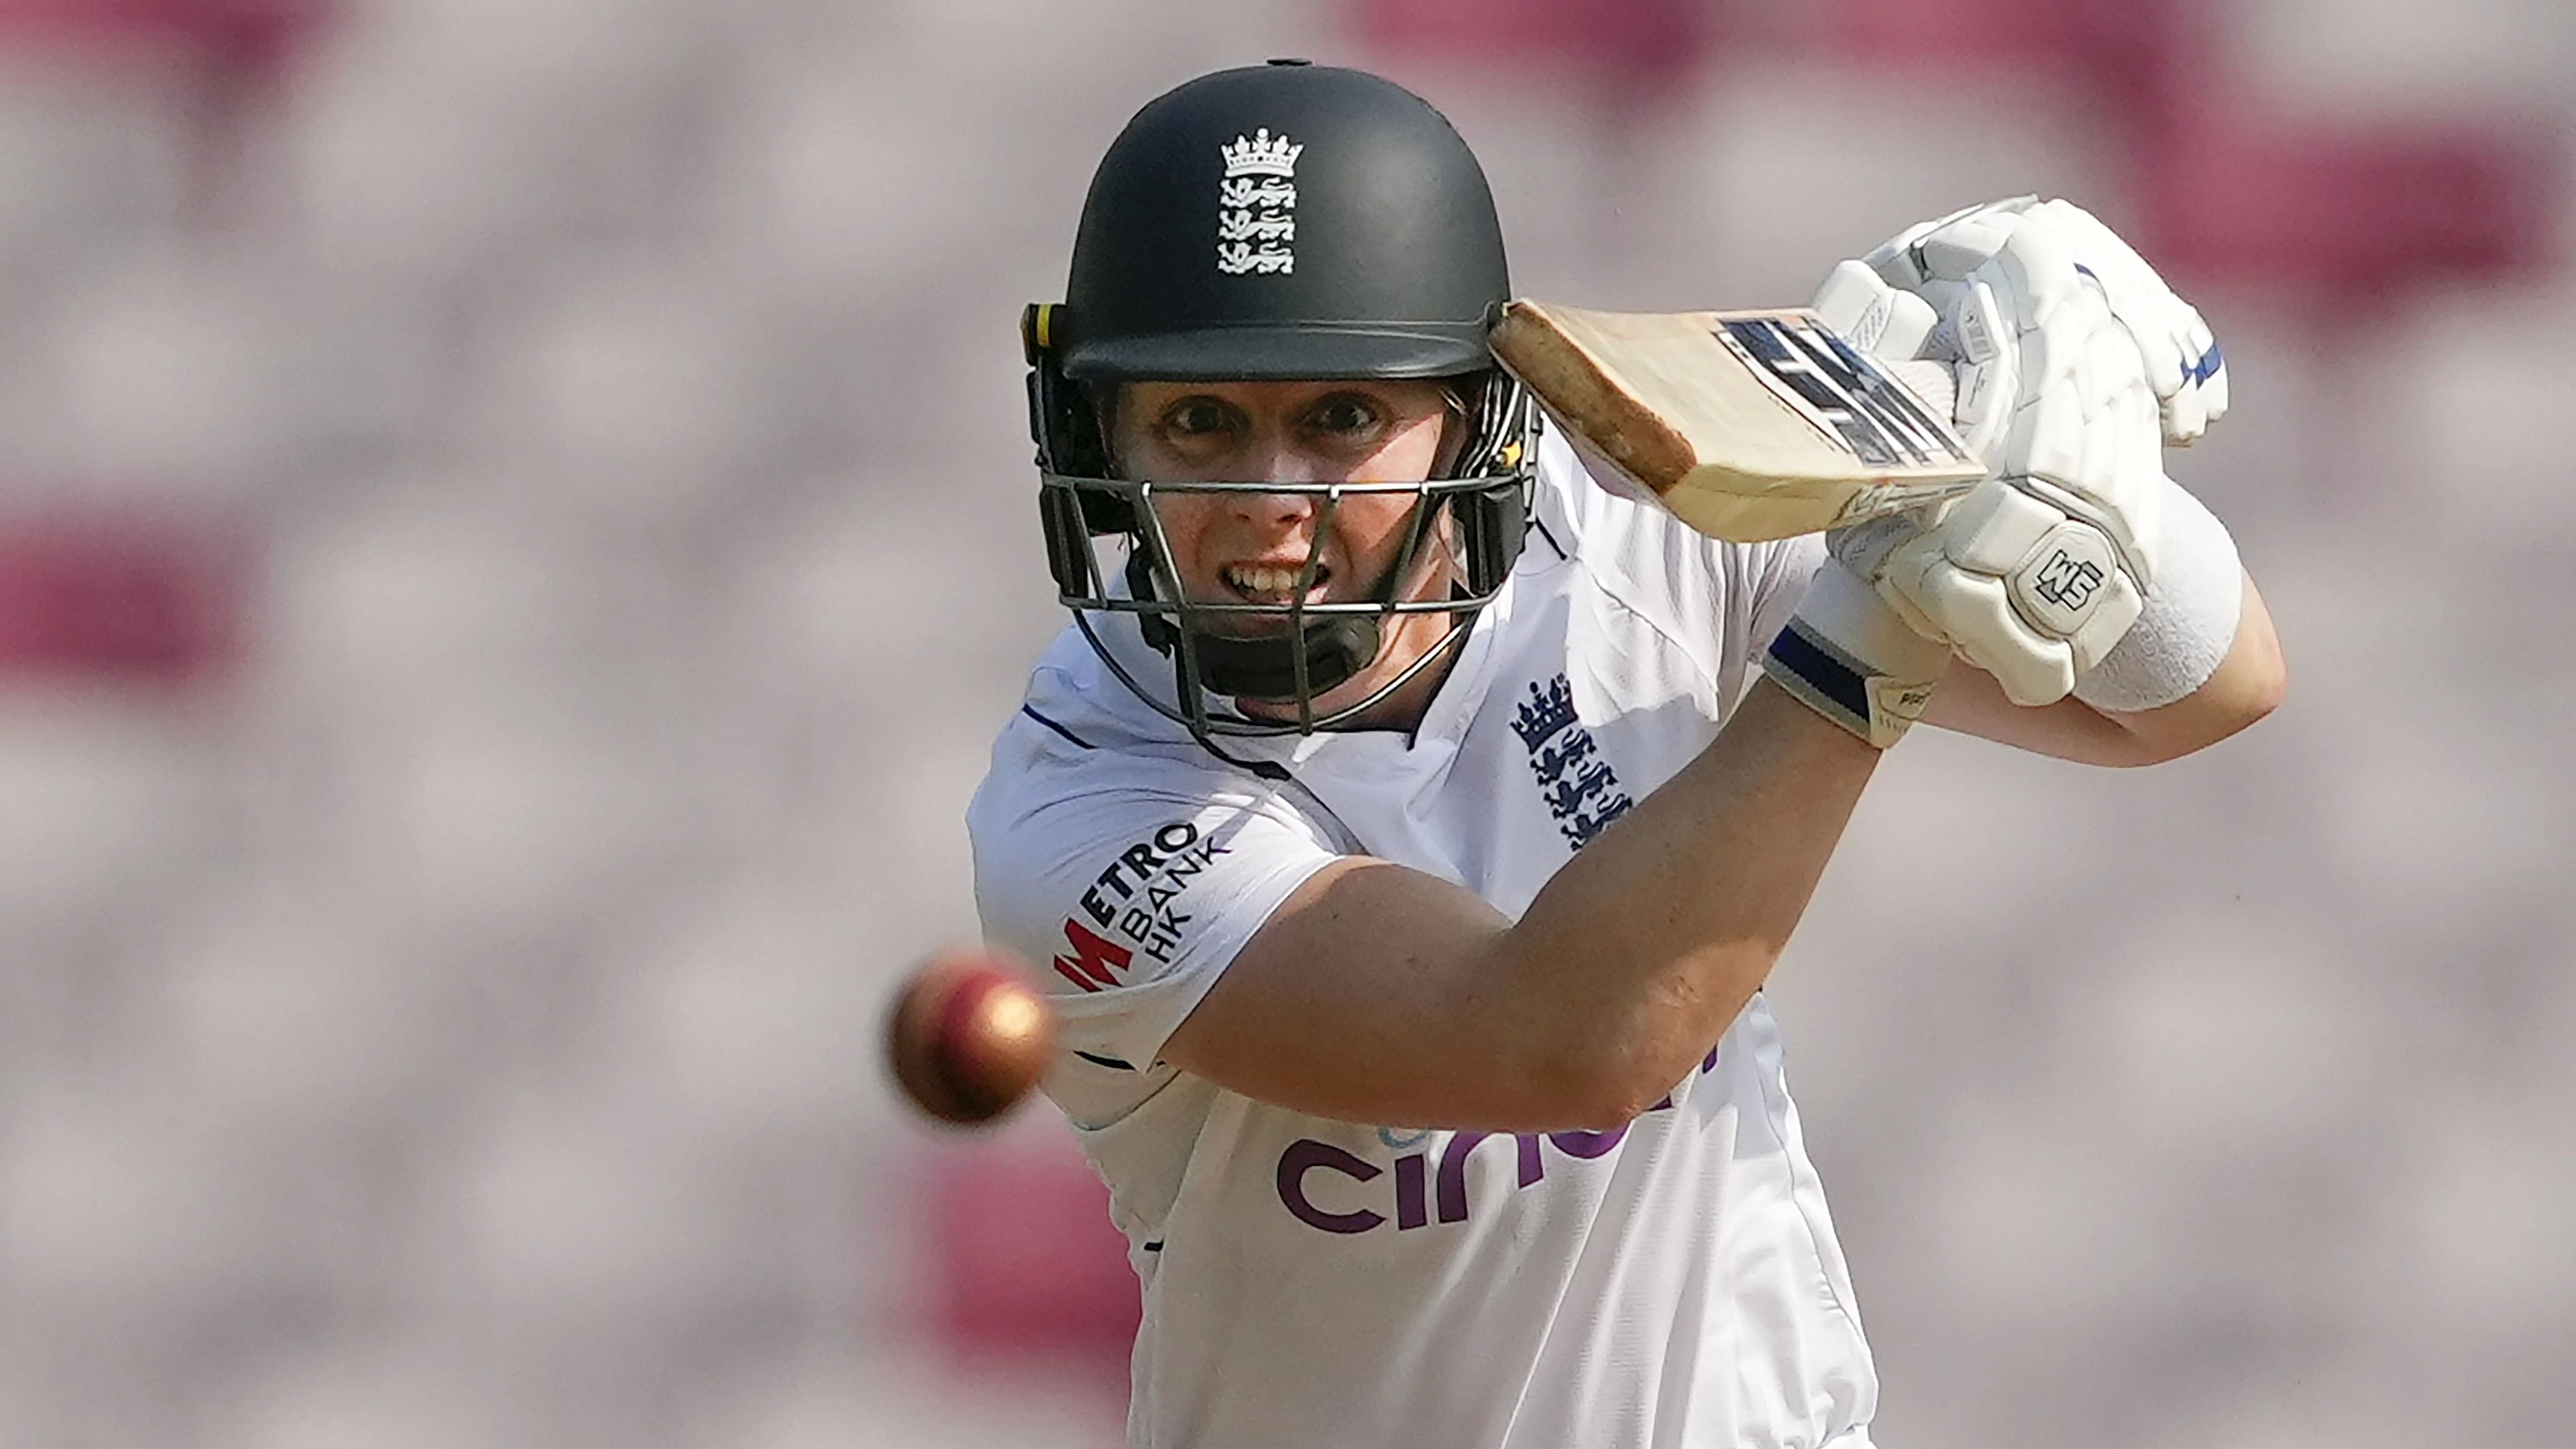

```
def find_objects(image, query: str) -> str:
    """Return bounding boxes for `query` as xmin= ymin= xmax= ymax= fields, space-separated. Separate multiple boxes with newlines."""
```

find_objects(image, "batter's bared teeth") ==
xmin=1225 ymin=563 xmax=1326 ymax=596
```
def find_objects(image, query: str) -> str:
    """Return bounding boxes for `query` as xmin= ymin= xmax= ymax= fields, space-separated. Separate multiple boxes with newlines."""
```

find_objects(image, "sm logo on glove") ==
xmin=2007 ymin=521 xmax=2122 ymax=642
xmin=2032 ymin=548 xmax=2107 ymax=612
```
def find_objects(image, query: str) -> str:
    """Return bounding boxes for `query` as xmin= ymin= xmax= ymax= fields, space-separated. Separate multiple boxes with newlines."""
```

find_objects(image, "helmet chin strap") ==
xmin=1124 ymin=546 xmax=1386 ymax=704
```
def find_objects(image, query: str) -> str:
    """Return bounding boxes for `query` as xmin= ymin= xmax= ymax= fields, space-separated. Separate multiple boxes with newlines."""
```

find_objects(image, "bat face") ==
xmin=1489 ymin=301 xmax=1987 ymax=542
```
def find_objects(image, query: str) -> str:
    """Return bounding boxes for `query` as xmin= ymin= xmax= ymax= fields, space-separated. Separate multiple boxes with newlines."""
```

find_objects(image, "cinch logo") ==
xmin=1052 ymin=820 xmax=1232 ymax=993
xmin=1273 ymin=1043 xmax=1725 ymax=1234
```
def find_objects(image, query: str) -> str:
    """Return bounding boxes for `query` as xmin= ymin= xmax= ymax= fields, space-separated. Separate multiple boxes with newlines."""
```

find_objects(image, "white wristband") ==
xmin=2072 ymin=474 xmax=2241 ymax=713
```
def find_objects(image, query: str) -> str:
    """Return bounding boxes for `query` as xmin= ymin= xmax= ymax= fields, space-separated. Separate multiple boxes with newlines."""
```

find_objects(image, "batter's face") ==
xmin=1111 ymin=377 xmax=1464 ymax=721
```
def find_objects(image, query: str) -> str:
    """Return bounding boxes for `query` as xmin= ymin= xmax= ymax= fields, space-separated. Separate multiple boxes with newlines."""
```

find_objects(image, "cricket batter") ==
xmin=970 ymin=61 xmax=2284 ymax=1448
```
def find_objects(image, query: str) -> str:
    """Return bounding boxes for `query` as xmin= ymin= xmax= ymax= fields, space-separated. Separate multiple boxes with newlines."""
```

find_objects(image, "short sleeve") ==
xmin=1737 ymin=531 xmax=1826 ymax=661
xmin=1531 ymin=425 xmax=1828 ymax=698
xmin=968 ymin=749 xmax=1344 ymax=1076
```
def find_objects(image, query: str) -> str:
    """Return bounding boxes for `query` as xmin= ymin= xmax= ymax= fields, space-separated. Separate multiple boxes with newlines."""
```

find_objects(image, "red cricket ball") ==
xmin=885 ymin=948 xmax=1058 ymax=1126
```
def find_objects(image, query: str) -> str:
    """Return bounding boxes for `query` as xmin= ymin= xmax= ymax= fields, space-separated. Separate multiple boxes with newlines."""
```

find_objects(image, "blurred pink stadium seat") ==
xmin=2141 ymin=112 xmax=2561 ymax=300
xmin=927 ymin=1144 xmax=1140 ymax=1382
xmin=1824 ymin=0 xmax=2560 ymax=309
xmin=1829 ymin=0 xmax=2212 ymax=108
xmin=0 ymin=513 xmax=241 ymax=682
xmin=0 ymin=0 xmax=327 ymax=83
xmin=0 ymin=0 xmax=333 ymax=206
xmin=1349 ymin=0 xmax=1724 ymax=92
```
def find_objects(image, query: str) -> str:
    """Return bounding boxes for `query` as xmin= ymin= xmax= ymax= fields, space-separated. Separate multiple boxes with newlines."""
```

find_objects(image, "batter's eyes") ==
xmin=1304 ymin=393 xmax=1384 ymax=439
xmin=1159 ymin=398 xmax=1243 ymax=440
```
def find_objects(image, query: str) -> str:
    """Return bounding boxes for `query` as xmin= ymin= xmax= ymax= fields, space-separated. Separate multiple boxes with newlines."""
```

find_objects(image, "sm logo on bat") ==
xmin=1716 ymin=314 xmax=1975 ymax=471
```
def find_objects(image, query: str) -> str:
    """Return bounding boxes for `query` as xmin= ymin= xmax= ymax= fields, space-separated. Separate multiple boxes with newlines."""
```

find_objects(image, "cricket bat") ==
xmin=1489 ymin=301 xmax=1988 ymax=543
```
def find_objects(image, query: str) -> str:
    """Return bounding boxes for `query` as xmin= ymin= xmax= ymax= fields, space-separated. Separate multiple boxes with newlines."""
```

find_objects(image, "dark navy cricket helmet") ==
xmin=1024 ymin=60 xmax=1533 ymax=743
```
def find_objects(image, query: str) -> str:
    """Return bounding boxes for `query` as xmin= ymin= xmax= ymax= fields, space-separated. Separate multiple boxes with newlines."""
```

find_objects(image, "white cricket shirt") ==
xmin=968 ymin=430 xmax=1876 ymax=1448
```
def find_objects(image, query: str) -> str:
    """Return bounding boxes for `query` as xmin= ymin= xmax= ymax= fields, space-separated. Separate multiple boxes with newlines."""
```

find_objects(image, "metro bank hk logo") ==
xmin=1216 ymin=128 xmax=1300 ymax=275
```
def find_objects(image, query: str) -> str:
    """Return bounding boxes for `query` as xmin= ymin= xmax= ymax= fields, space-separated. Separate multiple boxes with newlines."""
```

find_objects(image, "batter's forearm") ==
xmin=1922 ymin=570 xmax=2284 ymax=767
xmin=1490 ymin=677 xmax=1879 ymax=1125
xmin=2089 ymin=572 xmax=2284 ymax=761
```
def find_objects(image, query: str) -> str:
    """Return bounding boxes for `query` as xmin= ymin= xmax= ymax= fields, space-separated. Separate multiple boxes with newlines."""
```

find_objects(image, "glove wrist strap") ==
xmin=1764 ymin=564 xmax=1951 ymax=749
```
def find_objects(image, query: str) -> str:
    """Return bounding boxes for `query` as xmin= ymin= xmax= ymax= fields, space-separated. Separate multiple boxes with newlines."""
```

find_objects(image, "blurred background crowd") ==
xmin=0 ymin=0 xmax=2568 ymax=1445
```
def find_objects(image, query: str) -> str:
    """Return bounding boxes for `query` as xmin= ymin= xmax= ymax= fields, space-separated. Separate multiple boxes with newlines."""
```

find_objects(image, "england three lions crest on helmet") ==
xmin=1218 ymin=128 xmax=1302 ymax=275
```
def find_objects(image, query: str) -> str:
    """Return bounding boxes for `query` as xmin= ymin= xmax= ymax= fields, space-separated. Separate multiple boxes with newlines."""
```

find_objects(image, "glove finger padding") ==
xmin=1945 ymin=279 xmax=2018 ymax=465
xmin=1863 ymin=196 xmax=2039 ymax=288
xmin=1998 ymin=277 xmax=2162 ymax=584
xmin=1809 ymin=258 xmax=1940 ymax=359
xmin=2023 ymin=199 xmax=2228 ymax=445
xmin=1884 ymin=275 xmax=2163 ymax=706
xmin=1833 ymin=196 xmax=2198 ymax=707
xmin=1809 ymin=258 xmax=1988 ymax=441
xmin=1868 ymin=195 xmax=2226 ymax=447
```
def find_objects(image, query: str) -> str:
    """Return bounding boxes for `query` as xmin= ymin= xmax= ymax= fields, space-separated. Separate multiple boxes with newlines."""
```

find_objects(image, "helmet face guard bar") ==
xmin=1041 ymin=465 xmax=1528 ymax=738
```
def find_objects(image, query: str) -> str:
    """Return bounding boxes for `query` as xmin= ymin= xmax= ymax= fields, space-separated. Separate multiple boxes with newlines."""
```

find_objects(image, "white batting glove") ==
xmin=1868 ymin=196 xmax=2228 ymax=446
xmin=1812 ymin=227 xmax=2163 ymax=706
xmin=1758 ymin=269 xmax=1953 ymax=747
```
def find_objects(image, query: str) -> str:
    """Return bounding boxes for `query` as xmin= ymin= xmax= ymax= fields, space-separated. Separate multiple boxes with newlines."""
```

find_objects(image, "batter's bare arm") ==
xmin=1162 ymin=678 xmax=1875 ymax=1133
xmin=1923 ymin=572 xmax=2283 ymax=766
